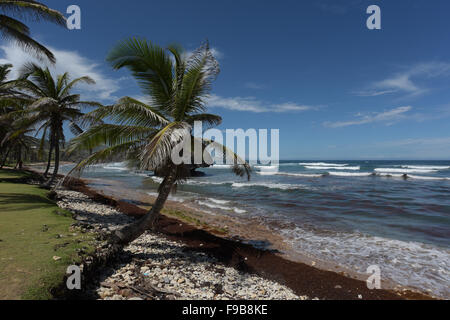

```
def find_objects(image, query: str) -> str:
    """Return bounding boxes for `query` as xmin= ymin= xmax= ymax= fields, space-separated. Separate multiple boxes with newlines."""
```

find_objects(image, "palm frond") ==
xmin=174 ymin=41 xmax=220 ymax=119
xmin=68 ymin=123 xmax=156 ymax=153
xmin=84 ymin=97 xmax=168 ymax=128
xmin=202 ymin=138 xmax=252 ymax=180
xmin=107 ymin=38 xmax=175 ymax=113
xmin=0 ymin=22 xmax=56 ymax=62
xmin=140 ymin=121 xmax=191 ymax=171
xmin=0 ymin=1 xmax=66 ymax=26
xmin=185 ymin=113 xmax=222 ymax=128
xmin=59 ymin=76 xmax=95 ymax=98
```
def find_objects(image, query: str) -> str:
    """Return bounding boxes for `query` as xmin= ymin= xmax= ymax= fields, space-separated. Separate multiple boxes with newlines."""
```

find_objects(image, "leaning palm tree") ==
xmin=0 ymin=0 xmax=66 ymax=63
xmin=4 ymin=63 xmax=101 ymax=183
xmin=68 ymin=39 xmax=251 ymax=245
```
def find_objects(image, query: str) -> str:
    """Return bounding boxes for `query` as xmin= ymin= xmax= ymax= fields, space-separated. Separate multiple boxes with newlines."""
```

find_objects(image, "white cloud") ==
xmin=0 ymin=43 xmax=122 ymax=102
xmin=324 ymin=106 xmax=412 ymax=128
xmin=207 ymin=94 xmax=317 ymax=113
xmin=356 ymin=62 xmax=450 ymax=97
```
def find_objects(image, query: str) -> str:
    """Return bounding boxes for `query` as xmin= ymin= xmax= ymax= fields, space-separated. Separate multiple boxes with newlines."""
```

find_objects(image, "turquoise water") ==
xmin=61 ymin=160 xmax=450 ymax=297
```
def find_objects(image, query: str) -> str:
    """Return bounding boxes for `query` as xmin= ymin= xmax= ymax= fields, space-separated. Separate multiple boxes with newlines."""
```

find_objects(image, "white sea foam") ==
xmin=147 ymin=192 xmax=186 ymax=203
xmin=254 ymin=165 xmax=279 ymax=171
xmin=408 ymin=175 xmax=450 ymax=181
xmin=210 ymin=165 xmax=233 ymax=169
xmin=375 ymin=168 xmax=438 ymax=174
xmin=208 ymin=197 xmax=231 ymax=205
xmin=305 ymin=166 xmax=361 ymax=171
xmin=196 ymin=200 xmax=246 ymax=214
xmin=150 ymin=176 xmax=164 ymax=183
xmin=150 ymin=176 xmax=233 ymax=186
xmin=400 ymin=165 xmax=450 ymax=170
xmin=232 ymin=182 xmax=308 ymax=190
xmin=299 ymin=162 xmax=348 ymax=167
xmin=281 ymin=226 xmax=450 ymax=298
xmin=329 ymin=172 xmax=374 ymax=177
xmin=277 ymin=172 xmax=324 ymax=178
xmin=101 ymin=162 xmax=128 ymax=171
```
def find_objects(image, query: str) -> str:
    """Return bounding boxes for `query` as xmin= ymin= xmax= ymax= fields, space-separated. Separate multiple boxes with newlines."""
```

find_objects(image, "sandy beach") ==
xmin=44 ymin=170 xmax=432 ymax=300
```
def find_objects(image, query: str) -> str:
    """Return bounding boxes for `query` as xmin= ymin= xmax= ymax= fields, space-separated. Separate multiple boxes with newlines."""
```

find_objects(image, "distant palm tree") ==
xmin=5 ymin=63 xmax=101 ymax=183
xmin=0 ymin=0 xmax=66 ymax=63
xmin=0 ymin=63 xmax=18 ymax=166
xmin=69 ymin=39 xmax=251 ymax=245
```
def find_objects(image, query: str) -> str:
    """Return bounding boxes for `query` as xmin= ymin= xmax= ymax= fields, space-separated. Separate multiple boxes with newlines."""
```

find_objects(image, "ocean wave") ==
xmin=147 ymin=192 xmax=186 ymax=203
xmin=299 ymin=162 xmax=348 ymax=167
xmin=408 ymin=175 xmax=450 ymax=181
xmin=98 ymin=162 xmax=129 ymax=171
xmin=400 ymin=165 xmax=450 ymax=170
xmin=150 ymin=176 xmax=164 ymax=183
xmin=208 ymin=197 xmax=231 ymax=205
xmin=279 ymin=162 xmax=300 ymax=166
xmin=232 ymin=182 xmax=309 ymax=190
xmin=196 ymin=200 xmax=246 ymax=214
xmin=209 ymin=165 xmax=233 ymax=169
xmin=254 ymin=165 xmax=279 ymax=171
xmin=281 ymin=226 xmax=450 ymax=298
xmin=305 ymin=166 xmax=361 ymax=171
xmin=375 ymin=168 xmax=438 ymax=174
xmin=277 ymin=172 xmax=325 ymax=178
xmin=329 ymin=172 xmax=374 ymax=177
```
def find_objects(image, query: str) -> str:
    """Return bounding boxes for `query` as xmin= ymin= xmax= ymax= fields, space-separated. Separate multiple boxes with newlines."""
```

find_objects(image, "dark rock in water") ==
xmin=154 ymin=164 xmax=210 ymax=178
xmin=190 ymin=169 xmax=206 ymax=177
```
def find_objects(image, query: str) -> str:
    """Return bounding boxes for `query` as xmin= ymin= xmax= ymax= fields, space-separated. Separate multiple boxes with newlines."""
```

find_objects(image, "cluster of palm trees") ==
xmin=0 ymin=0 xmax=67 ymax=171
xmin=0 ymin=62 xmax=101 ymax=184
xmin=0 ymin=1 xmax=250 ymax=245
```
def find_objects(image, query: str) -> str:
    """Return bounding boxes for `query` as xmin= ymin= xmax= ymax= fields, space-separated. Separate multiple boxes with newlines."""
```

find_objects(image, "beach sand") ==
xmin=56 ymin=173 xmax=432 ymax=300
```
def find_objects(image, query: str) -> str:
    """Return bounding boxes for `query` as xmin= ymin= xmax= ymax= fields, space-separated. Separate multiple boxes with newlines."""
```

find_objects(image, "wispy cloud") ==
xmin=207 ymin=94 xmax=318 ymax=113
xmin=355 ymin=62 xmax=450 ymax=98
xmin=324 ymin=106 xmax=412 ymax=128
xmin=0 ymin=43 xmax=122 ymax=102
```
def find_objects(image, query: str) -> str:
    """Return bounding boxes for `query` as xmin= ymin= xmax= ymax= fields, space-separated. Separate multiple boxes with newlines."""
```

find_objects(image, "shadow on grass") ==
xmin=0 ymin=193 xmax=55 ymax=211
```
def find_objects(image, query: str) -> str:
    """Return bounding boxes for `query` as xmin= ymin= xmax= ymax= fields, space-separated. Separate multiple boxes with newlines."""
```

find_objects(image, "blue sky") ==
xmin=1 ymin=0 xmax=450 ymax=160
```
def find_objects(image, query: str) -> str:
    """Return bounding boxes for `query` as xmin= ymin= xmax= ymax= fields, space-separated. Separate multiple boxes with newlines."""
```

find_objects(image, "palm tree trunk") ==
xmin=0 ymin=147 xmax=10 ymax=168
xmin=48 ymin=139 xmax=60 ymax=184
xmin=111 ymin=165 xmax=178 ymax=245
xmin=44 ymin=139 xmax=54 ymax=178
xmin=15 ymin=147 xmax=22 ymax=169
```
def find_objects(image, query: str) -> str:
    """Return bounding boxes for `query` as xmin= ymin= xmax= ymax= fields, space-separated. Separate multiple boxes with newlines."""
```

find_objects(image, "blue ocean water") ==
xmin=60 ymin=160 xmax=450 ymax=297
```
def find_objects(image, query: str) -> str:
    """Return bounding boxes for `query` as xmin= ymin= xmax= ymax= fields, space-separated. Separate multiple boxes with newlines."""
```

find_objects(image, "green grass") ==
xmin=0 ymin=169 xmax=95 ymax=300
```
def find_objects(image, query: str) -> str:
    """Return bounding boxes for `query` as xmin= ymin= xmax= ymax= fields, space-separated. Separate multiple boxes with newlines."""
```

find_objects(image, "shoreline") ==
xmin=50 ymin=169 xmax=433 ymax=300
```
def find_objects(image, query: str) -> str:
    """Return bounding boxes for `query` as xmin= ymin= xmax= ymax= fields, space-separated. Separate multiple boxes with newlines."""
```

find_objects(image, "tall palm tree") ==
xmin=68 ymin=39 xmax=251 ymax=245
xmin=0 ymin=0 xmax=66 ymax=63
xmin=4 ymin=63 xmax=101 ymax=183
xmin=0 ymin=63 xmax=17 ymax=165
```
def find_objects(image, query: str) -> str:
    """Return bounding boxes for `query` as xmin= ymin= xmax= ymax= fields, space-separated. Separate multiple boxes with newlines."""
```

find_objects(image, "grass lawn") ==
xmin=0 ymin=169 xmax=95 ymax=300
